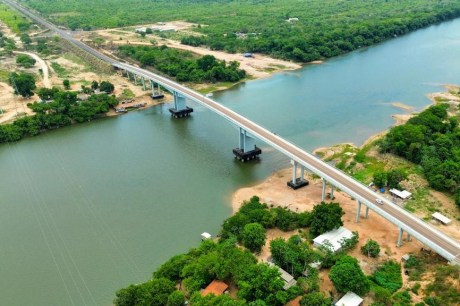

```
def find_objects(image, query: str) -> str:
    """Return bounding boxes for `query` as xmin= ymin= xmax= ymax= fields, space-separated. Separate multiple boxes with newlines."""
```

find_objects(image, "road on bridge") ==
xmin=4 ymin=0 xmax=459 ymax=263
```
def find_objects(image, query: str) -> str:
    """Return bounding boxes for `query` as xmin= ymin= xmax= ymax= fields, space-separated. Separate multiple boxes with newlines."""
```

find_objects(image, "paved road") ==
xmin=5 ymin=0 xmax=459 ymax=263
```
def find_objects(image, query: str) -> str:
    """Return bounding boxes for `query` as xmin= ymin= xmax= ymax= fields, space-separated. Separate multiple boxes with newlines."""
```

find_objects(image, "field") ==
xmin=0 ymin=3 xmax=30 ymax=32
xmin=19 ymin=0 xmax=460 ymax=62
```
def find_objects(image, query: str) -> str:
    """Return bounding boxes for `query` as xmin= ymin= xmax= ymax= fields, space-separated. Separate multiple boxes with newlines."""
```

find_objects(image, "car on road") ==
xmin=376 ymin=198 xmax=384 ymax=205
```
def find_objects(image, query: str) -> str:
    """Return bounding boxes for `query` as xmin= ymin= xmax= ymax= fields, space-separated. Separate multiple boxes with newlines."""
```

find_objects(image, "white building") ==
xmin=268 ymin=263 xmax=297 ymax=290
xmin=335 ymin=292 xmax=363 ymax=306
xmin=389 ymin=189 xmax=412 ymax=200
xmin=313 ymin=227 xmax=354 ymax=253
xmin=201 ymin=232 xmax=211 ymax=240
xmin=432 ymin=212 xmax=451 ymax=225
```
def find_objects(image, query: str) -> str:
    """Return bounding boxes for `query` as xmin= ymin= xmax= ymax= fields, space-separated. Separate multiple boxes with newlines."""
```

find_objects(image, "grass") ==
xmin=404 ymin=188 xmax=439 ymax=214
xmin=0 ymin=69 xmax=10 ymax=82
xmin=50 ymin=62 xmax=68 ymax=78
xmin=62 ymin=52 xmax=90 ymax=70
xmin=0 ymin=3 xmax=30 ymax=33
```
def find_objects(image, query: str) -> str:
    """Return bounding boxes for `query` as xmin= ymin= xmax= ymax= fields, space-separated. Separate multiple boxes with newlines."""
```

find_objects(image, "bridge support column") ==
xmin=397 ymin=228 xmax=404 ymax=247
xmin=141 ymin=77 xmax=146 ymax=90
xmin=126 ymin=71 xmax=131 ymax=81
xmin=169 ymin=91 xmax=193 ymax=118
xmin=330 ymin=185 xmax=335 ymax=199
xmin=365 ymin=206 xmax=369 ymax=219
xmin=149 ymin=80 xmax=164 ymax=99
xmin=356 ymin=200 xmax=362 ymax=223
xmin=233 ymin=127 xmax=261 ymax=162
xmin=321 ymin=179 xmax=327 ymax=201
xmin=287 ymin=160 xmax=308 ymax=189
xmin=407 ymin=233 xmax=411 ymax=242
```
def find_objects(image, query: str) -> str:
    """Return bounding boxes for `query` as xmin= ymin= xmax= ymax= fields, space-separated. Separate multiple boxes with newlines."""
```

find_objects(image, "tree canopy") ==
xmin=8 ymin=72 xmax=36 ymax=97
xmin=309 ymin=202 xmax=344 ymax=237
xmin=329 ymin=255 xmax=370 ymax=296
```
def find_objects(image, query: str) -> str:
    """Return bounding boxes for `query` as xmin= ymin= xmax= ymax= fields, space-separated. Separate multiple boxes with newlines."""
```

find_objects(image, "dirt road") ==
xmin=13 ymin=51 xmax=51 ymax=88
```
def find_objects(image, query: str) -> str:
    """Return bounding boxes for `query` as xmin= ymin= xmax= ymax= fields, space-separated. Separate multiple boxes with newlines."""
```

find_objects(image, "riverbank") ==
xmin=232 ymin=84 xmax=460 ymax=248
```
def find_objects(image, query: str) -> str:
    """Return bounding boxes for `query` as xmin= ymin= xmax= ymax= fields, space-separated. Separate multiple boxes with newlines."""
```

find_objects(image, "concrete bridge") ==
xmin=4 ymin=0 xmax=459 ymax=264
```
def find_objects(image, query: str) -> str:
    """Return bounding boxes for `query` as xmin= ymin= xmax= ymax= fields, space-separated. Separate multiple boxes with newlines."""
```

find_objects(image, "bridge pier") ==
xmin=169 ymin=91 xmax=193 ymax=118
xmin=233 ymin=127 xmax=261 ymax=162
xmin=397 ymin=228 xmax=404 ymax=247
xmin=150 ymin=80 xmax=164 ymax=99
xmin=287 ymin=160 xmax=308 ymax=189
xmin=141 ymin=77 xmax=146 ymax=90
xmin=356 ymin=200 xmax=362 ymax=222
xmin=365 ymin=206 xmax=369 ymax=219
xmin=321 ymin=178 xmax=327 ymax=201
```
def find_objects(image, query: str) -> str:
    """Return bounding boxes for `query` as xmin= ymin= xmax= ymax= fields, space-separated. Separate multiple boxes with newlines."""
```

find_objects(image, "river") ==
xmin=0 ymin=18 xmax=459 ymax=306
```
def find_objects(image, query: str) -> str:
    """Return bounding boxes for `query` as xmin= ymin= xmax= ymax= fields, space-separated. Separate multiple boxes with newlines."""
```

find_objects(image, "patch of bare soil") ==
xmin=77 ymin=27 xmax=302 ymax=79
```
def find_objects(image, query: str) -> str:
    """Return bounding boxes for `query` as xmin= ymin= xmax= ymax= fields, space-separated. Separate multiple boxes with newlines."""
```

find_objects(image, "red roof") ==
xmin=201 ymin=280 xmax=229 ymax=296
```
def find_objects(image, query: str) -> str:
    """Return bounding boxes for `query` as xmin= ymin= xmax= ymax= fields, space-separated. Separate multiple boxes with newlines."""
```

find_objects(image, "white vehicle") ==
xmin=376 ymin=198 xmax=383 ymax=205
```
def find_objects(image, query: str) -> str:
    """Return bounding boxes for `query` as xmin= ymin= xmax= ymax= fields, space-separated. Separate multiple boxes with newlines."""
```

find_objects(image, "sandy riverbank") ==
xmin=231 ymin=85 xmax=460 ymax=269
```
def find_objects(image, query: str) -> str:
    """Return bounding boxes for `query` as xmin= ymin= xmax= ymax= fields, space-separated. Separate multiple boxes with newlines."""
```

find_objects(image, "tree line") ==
xmin=20 ymin=0 xmax=460 ymax=62
xmin=379 ymin=104 xmax=460 ymax=207
xmin=0 ymin=82 xmax=118 ymax=143
xmin=117 ymin=45 xmax=246 ymax=83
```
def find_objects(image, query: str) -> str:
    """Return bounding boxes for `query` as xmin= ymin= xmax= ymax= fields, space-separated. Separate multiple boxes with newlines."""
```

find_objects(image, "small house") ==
xmin=432 ymin=212 xmax=451 ymax=225
xmin=401 ymin=254 xmax=411 ymax=262
xmin=389 ymin=189 xmax=412 ymax=200
xmin=313 ymin=227 xmax=354 ymax=253
xmin=335 ymin=292 xmax=363 ymax=306
xmin=201 ymin=280 xmax=228 ymax=297
xmin=243 ymin=52 xmax=253 ymax=58
xmin=268 ymin=263 xmax=296 ymax=290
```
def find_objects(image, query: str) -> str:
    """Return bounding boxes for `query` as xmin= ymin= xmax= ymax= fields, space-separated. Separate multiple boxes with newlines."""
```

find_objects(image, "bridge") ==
xmin=4 ymin=0 xmax=459 ymax=264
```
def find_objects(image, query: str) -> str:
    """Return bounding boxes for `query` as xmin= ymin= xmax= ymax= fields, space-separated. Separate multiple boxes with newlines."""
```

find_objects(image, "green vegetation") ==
xmin=0 ymin=86 xmax=118 ymax=143
xmin=0 ymin=30 xmax=17 ymax=53
xmin=370 ymin=260 xmax=402 ymax=293
xmin=0 ymin=3 xmax=30 ymax=33
xmin=241 ymin=222 xmax=266 ymax=253
xmin=372 ymin=169 xmax=408 ymax=189
xmin=50 ymin=62 xmax=68 ymax=78
xmin=380 ymin=104 xmax=460 ymax=207
xmin=329 ymin=255 xmax=370 ymax=296
xmin=309 ymin=202 xmax=344 ymax=237
xmin=62 ymin=79 xmax=70 ymax=89
xmin=21 ymin=0 xmax=460 ymax=62
xmin=8 ymin=72 xmax=36 ymax=97
xmin=361 ymin=239 xmax=381 ymax=258
xmin=118 ymin=45 xmax=245 ymax=83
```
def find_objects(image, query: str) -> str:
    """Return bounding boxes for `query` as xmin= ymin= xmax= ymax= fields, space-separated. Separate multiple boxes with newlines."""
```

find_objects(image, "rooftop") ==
xmin=313 ymin=227 xmax=354 ymax=253
xmin=201 ymin=280 xmax=228 ymax=297
xmin=432 ymin=212 xmax=451 ymax=225
xmin=389 ymin=188 xmax=412 ymax=199
xmin=335 ymin=292 xmax=363 ymax=306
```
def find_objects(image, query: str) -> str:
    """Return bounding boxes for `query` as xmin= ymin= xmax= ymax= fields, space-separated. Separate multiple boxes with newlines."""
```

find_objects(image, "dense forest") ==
xmin=19 ymin=0 xmax=460 ymax=61
xmin=379 ymin=104 xmax=460 ymax=207
xmin=117 ymin=45 xmax=246 ymax=83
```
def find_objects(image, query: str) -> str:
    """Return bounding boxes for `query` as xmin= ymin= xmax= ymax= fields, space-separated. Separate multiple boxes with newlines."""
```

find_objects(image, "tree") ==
xmin=373 ymin=171 xmax=387 ymax=188
xmin=361 ymin=239 xmax=380 ymax=257
xmin=329 ymin=255 xmax=370 ymax=295
xmin=20 ymin=33 xmax=32 ymax=45
xmin=100 ymin=81 xmax=115 ymax=93
xmin=8 ymin=72 xmax=36 ymax=97
xmin=144 ymin=277 xmax=176 ymax=306
xmin=237 ymin=263 xmax=284 ymax=304
xmin=455 ymin=189 xmax=460 ymax=208
xmin=166 ymin=291 xmax=185 ymax=306
xmin=37 ymin=87 xmax=59 ymax=101
xmin=241 ymin=223 xmax=266 ymax=253
xmin=91 ymin=80 xmax=99 ymax=90
xmin=63 ymin=79 xmax=71 ymax=89
xmin=300 ymin=292 xmax=332 ymax=306
xmin=386 ymin=169 xmax=407 ymax=189
xmin=309 ymin=202 xmax=344 ymax=237
xmin=16 ymin=54 xmax=36 ymax=68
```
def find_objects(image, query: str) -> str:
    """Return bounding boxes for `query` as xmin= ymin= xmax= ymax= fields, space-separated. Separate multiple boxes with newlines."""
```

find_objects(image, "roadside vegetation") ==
xmin=379 ymin=104 xmax=460 ymax=207
xmin=21 ymin=0 xmax=460 ymax=62
xmin=117 ymin=45 xmax=246 ymax=83
xmin=0 ymin=3 xmax=30 ymax=33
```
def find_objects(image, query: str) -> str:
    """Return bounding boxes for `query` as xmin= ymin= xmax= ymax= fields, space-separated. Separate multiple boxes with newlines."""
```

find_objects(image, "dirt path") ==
xmin=13 ymin=51 xmax=51 ymax=88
